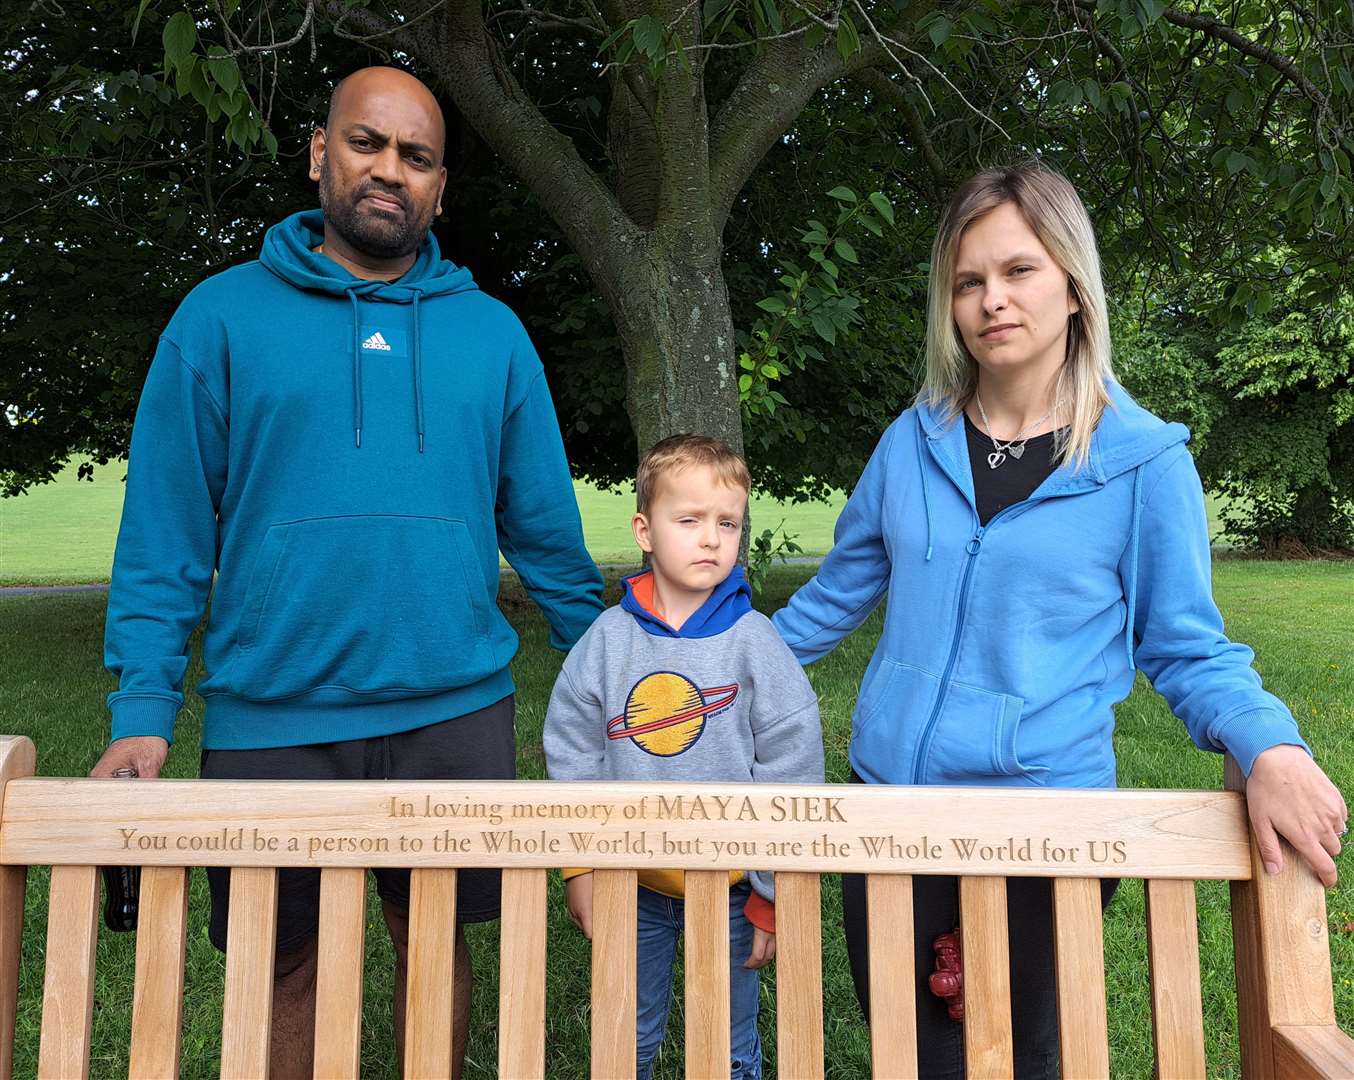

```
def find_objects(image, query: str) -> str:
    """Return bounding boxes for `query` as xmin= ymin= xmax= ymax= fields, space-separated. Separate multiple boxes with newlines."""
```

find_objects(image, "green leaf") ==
xmin=758 ymin=0 xmax=783 ymax=34
xmin=130 ymin=0 xmax=154 ymax=43
xmin=834 ymin=238 xmax=858 ymax=263
xmin=826 ymin=185 xmax=857 ymax=203
xmin=820 ymin=258 xmax=839 ymax=278
xmin=835 ymin=12 xmax=859 ymax=61
xmin=868 ymin=191 xmax=895 ymax=225
xmin=162 ymin=12 xmax=197 ymax=63
xmin=632 ymin=16 xmax=665 ymax=61
xmin=739 ymin=355 xmax=757 ymax=370
xmin=810 ymin=312 xmax=837 ymax=344
xmin=1082 ymin=79 xmax=1102 ymax=111
xmin=1321 ymin=174 xmax=1337 ymax=200
xmin=261 ymin=127 xmax=278 ymax=157
xmin=738 ymin=373 xmax=754 ymax=393
xmin=702 ymin=0 xmax=732 ymax=26
xmin=756 ymin=297 xmax=788 ymax=314
xmin=761 ymin=363 xmax=779 ymax=378
xmin=926 ymin=14 xmax=953 ymax=47
xmin=858 ymin=215 xmax=883 ymax=237
xmin=207 ymin=56 xmax=240 ymax=95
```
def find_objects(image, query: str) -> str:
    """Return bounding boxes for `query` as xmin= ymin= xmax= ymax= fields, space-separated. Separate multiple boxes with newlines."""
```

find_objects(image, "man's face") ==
xmin=312 ymin=76 xmax=447 ymax=259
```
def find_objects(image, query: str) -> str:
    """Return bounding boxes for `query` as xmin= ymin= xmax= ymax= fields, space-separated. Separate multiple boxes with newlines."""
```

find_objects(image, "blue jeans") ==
xmin=635 ymin=882 xmax=763 ymax=1079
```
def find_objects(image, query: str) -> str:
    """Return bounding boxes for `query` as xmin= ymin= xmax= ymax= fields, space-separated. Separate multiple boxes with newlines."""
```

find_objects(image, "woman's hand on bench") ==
xmin=89 ymin=736 xmax=168 ymax=780
xmin=1247 ymin=745 xmax=1347 ymax=887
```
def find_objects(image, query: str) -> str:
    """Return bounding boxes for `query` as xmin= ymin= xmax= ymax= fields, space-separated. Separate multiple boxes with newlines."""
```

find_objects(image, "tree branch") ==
xmin=852 ymin=67 xmax=945 ymax=187
xmin=397 ymin=0 xmax=638 ymax=280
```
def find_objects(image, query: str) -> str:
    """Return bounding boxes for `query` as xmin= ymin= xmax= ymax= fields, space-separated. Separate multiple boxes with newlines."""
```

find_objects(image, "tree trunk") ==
xmin=597 ymin=230 xmax=743 ymax=458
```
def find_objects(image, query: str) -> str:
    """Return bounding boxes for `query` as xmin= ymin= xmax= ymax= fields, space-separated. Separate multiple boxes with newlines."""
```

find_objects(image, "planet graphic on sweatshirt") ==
xmin=606 ymin=672 xmax=739 ymax=757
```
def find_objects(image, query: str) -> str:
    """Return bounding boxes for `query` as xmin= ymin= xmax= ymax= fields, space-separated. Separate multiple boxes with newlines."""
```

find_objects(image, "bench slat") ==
xmin=406 ymin=867 xmax=458 ymax=1080
xmin=1052 ymin=877 xmax=1109 ymax=1078
xmin=0 ymin=736 xmax=34 ymax=1080
xmin=592 ymin=869 xmax=638 ymax=1079
xmin=37 ymin=864 xmax=98 ymax=1080
xmin=129 ymin=866 xmax=189 ymax=1079
xmin=0 ymin=865 xmax=26 ymax=1080
xmin=684 ymin=870 xmax=730 ymax=1079
xmin=867 ymin=874 xmax=917 ymax=1078
xmin=498 ymin=868 xmax=547 ymax=1079
xmin=960 ymin=876 xmax=1013 ymax=1079
xmin=314 ymin=867 xmax=366 ymax=1080
xmin=1146 ymin=878 xmax=1206 ymax=1078
xmin=776 ymin=872 xmax=824 ymax=1079
xmin=220 ymin=866 xmax=279 ymax=1079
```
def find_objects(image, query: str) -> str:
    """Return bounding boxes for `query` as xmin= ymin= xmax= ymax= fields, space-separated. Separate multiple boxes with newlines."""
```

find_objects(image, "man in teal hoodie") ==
xmin=92 ymin=67 xmax=603 ymax=1078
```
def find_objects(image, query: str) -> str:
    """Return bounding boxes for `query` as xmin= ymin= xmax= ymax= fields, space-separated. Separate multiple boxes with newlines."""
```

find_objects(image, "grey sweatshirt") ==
xmin=544 ymin=578 xmax=824 ymax=904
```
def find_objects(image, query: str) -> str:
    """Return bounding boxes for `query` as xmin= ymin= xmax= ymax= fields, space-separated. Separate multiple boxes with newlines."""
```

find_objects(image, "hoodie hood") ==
xmin=260 ymin=210 xmax=479 ymax=452
xmin=621 ymin=565 xmax=753 ymax=639
xmin=916 ymin=379 xmax=1188 ymax=485
xmin=260 ymin=209 xmax=477 ymax=300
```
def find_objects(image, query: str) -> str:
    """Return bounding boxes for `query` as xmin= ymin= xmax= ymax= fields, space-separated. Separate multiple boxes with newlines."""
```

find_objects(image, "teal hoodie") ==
xmin=774 ymin=382 xmax=1308 ymax=787
xmin=105 ymin=211 xmax=604 ymax=749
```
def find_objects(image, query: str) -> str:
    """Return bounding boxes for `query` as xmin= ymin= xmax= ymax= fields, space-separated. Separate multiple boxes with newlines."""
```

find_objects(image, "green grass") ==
xmin=0 ymin=560 xmax=1350 ymax=1076
xmin=1 ymin=458 xmax=1233 ymax=585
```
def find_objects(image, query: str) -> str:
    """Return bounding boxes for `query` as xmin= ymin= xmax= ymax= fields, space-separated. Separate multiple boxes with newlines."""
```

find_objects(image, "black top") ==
xmin=964 ymin=413 xmax=1064 ymax=526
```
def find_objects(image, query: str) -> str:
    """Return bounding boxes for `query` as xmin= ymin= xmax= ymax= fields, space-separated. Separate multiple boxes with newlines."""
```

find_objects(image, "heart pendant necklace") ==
xmin=975 ymin=392 xmax=1061 ymax=469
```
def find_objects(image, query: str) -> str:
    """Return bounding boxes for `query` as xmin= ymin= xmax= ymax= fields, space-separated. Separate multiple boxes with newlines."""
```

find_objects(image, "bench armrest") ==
xmin=1273 ymin=1024 xmax=1354 ymax=1079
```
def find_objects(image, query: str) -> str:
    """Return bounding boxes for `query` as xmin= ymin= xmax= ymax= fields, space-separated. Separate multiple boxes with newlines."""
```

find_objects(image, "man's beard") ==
xmin=318 ymin=161 xmax=432 ymax=260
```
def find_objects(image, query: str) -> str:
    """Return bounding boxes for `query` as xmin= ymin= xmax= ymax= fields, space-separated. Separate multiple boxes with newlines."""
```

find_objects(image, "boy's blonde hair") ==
xmin=920 ymin=163 xmax=1114 ymax=468
xmin=636 ymin=435 xmax=751 ymax=514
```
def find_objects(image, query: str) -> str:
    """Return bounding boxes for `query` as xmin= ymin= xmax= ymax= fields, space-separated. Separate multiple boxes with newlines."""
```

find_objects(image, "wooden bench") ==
xmin=0 ymin=732 xmax=1349 ymax=1078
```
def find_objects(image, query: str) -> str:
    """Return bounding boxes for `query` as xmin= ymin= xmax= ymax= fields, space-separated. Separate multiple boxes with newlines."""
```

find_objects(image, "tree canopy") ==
xmin=3 ymin=0 xmax=1353 ymax=547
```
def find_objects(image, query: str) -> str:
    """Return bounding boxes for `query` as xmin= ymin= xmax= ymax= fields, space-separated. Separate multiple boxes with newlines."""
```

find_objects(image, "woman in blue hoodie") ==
xmin=772 ymin=164 xmax=1345 ymax=1077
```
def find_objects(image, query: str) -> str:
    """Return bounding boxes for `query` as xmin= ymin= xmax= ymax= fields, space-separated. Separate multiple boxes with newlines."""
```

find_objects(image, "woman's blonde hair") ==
xmin=920 ymin=164 xmax=1114 ymax=468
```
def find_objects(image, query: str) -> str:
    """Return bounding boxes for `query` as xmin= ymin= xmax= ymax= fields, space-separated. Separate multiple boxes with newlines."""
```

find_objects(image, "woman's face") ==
xmin=951 ymin=201 xmax=1080 ymax=382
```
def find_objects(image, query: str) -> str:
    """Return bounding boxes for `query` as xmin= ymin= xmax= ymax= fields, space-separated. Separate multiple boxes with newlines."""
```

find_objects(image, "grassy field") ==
xmin=0 ymin=461 xmax=844 ymax=586
xmin=0 ymin=458 xmax=1233 ymax=586
xmin=0 ymin=560 xmax=1349 ymax=1076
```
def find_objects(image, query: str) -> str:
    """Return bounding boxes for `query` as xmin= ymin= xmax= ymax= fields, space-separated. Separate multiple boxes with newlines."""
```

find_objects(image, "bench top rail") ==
xmin=0 ymin=778 xmax=1253 ymax=879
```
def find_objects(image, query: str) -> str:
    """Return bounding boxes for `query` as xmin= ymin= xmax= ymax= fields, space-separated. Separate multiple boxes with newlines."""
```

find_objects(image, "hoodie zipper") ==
xmin=909 ymin=501 xmax=1021 ymax=785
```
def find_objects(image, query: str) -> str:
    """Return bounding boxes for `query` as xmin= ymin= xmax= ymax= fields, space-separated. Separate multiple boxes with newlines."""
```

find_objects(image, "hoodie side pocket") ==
xmin=226 ymin=514 xmax=496 ymax=700
xmin=921 ymin=678 xmax=1047 ymax=786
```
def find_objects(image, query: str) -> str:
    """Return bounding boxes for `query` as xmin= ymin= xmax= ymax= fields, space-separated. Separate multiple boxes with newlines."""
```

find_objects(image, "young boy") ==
xmin=544 ymin=434 xmax=824 ymax=1080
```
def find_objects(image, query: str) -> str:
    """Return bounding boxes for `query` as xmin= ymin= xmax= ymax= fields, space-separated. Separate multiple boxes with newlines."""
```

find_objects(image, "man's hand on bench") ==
xmin=1247 ymin=744 xmax=1347 ymax=888
xmin=89 ymin=736 xmax=168 ymax=780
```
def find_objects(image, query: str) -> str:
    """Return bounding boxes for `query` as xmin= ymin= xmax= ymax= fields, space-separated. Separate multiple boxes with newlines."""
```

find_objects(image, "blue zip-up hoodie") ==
xmin=773 ymin=382 xmax=1307 ymax=788
xmin=105 ymin=210 xmax=604 ymax=749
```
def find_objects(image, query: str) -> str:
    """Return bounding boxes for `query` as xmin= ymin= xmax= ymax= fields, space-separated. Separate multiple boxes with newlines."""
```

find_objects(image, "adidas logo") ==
xmin=362 ymin=331 xmax=392 ymax=351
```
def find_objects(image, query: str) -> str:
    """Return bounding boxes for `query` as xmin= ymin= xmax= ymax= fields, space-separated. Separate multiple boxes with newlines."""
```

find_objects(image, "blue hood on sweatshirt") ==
xmin=260 ymin=210 xmax=479 ymax=452
xmin=620 ymin=565 xmax=753 ymax=638
xmin=774 ymin=382 xmax=1306 ymax=788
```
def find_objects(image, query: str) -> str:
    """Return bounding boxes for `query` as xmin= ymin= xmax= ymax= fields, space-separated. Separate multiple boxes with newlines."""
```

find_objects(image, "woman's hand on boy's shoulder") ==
xmin=1246 ymin=744 xmax=1347 ymax=887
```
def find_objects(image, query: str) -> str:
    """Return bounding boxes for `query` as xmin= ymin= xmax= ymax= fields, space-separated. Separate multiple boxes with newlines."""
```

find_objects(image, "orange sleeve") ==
xmin=743 ymin=890 xmax=775 ymax=933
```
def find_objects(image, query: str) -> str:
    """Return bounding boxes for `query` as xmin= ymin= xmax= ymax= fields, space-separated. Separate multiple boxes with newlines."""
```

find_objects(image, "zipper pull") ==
xmin=966 ymin=531 xmax=984 ymax=556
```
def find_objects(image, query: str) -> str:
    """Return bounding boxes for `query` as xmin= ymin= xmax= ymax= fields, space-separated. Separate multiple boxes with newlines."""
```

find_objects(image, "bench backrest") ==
xmin=0 ymin=735 xmax=1346 ymax=1079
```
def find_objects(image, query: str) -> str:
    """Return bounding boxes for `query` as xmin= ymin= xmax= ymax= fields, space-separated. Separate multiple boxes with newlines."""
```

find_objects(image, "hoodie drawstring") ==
xmin=915 ymin=420 xmax=935 ymax=561
xmin=1123 ymin=464 xmax=1144 ymax=670
xmin=411 ymin=290 xmax=425 ymax=453
xmin=347 ymin=289 xmax=363 ymax=449
xmin=346 ymin=283 xmax=426 ymax=453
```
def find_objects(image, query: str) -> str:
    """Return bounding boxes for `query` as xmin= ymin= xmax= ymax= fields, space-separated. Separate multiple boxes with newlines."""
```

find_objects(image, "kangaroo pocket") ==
xmin=221 ymin=515 xmax=497 ymax=701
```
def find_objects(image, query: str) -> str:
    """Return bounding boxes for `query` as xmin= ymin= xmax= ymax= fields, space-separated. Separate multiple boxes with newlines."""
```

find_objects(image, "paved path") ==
xmin=1 ymin=556 xmax=829 ymax=598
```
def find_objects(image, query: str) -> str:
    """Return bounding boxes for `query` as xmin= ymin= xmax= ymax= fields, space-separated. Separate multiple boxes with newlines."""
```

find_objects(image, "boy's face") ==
xmin=633 ymin=464 xmax=746 ymax=597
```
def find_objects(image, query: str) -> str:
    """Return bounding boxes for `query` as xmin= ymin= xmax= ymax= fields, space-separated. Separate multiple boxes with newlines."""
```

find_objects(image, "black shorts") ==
xmin=201 ymin=694 xmax=515 ymax=954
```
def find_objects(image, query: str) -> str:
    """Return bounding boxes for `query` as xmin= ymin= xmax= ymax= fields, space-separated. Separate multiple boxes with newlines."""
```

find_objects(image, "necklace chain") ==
xmin=975 ymin=393 xmax=1061 ymax=469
